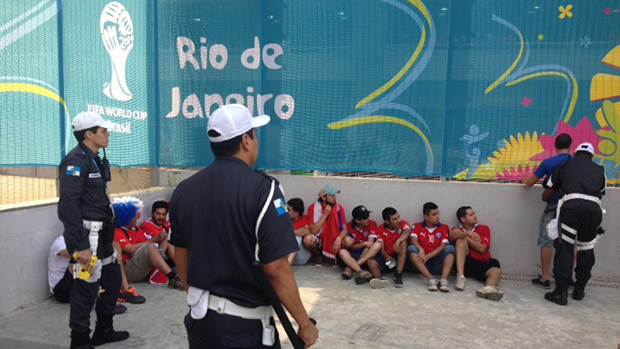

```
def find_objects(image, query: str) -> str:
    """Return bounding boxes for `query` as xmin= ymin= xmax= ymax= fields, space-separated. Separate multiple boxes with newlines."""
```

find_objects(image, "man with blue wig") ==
xmin=112 ymin=197 xmax=184 ymax=291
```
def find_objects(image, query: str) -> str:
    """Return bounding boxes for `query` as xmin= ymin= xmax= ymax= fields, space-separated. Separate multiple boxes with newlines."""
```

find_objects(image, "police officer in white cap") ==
xmin=169 ymin=104 xmax=319 ymax=347
xmin=58 ymin=112 xmax=128 ymax=348
xmin=544 ymin=142 xmax=606 ymax=305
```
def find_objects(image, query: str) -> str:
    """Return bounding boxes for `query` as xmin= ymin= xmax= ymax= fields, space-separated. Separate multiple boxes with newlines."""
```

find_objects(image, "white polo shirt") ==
xmin=48 ymin=235 xmax=70 ymax=293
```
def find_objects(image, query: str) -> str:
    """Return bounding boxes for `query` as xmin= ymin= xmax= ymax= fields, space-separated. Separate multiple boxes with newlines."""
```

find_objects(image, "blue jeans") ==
xmin=407 ymin=245 xmax=455 ymax=275
xmin=538 ymin=205 xmax=556 ymax=247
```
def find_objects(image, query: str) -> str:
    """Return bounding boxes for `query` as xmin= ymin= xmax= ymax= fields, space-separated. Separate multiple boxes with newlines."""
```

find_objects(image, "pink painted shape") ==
xmin=530 ymin=117 xmax=603 ymax=161
xmin=496 ymin=164 xmax=538 ymax=181
xmin=521 ymin=97 xmax=532 ymax=108
xmin=605 ymin=8 xmax=611 ymax=15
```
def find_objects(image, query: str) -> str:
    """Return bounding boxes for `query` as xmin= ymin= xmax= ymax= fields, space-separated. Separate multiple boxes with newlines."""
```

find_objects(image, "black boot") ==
xmin=573 ymin=279 xmax=587 ymax=300
xmin=572 ymin=287 xmax=585 ymax=300
xmin=544 ymin=289 xmax=568 ymax=306
xmin=90 ymin=315 xmax=129 ymax=346
xmin=70 ymin=330 xmax=94 ymax=349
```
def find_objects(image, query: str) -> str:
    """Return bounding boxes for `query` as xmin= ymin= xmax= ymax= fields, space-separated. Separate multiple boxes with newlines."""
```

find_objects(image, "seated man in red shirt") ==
xmin=338 ymin=205 xmax=379 ymax=284
xmin=306 ymin=185 xmax=348 ymax=266
xmin=286 ymin=198 xmax=312 ymax=265
xmin=451 ymin=206 xmax=503 ymax=300
xmin=368 ymin=207 xmax=410 ymax=288
xmin=140 ymin=200 xmax=175 ymax=284
xmin=408 ymin=202 xmax=455 ymax=292
xmin=140 ymin=200 xmax=174 ymax=258
xmin=112 ymin=197 xmax=184 ymax=291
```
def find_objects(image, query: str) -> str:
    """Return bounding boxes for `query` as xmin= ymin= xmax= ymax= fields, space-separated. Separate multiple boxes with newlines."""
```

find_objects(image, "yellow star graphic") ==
xmin=559 ymin=4 xmax=573 ymax=19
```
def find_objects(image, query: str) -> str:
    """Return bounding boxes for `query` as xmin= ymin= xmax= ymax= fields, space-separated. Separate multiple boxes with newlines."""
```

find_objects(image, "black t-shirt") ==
xmin=169 ymin=157 xmax=298 ymax=308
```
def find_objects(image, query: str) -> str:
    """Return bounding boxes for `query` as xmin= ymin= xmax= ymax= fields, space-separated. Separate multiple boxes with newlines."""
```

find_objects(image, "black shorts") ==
xmin=464 ymin=256 xmax=500 ymax=282
xmin=374 ymin=253 xmax=399 ymax=272
xmin=52 ymin=268 xmax=74 ymax=303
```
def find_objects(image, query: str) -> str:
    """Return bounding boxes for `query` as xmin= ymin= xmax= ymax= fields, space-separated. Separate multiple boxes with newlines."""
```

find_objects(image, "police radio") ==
xmin=77 ymin=143 xmax=111 ymax=182
xmin=100 ymin=148 xmax=111 ymax=182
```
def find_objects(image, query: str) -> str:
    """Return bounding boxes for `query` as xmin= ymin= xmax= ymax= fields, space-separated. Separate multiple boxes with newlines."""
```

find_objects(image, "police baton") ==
xmin=251 ymin=261 xmax=316 ymax=349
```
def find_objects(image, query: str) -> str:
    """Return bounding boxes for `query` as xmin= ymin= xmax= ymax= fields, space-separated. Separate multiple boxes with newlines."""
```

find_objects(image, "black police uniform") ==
xmin=547 ymin=154 xmax=605 ymax=295
xmin=169 ymin=157 xmax=298 ymax=348
xmin=57 ymin=144 xmax=121 ymax=342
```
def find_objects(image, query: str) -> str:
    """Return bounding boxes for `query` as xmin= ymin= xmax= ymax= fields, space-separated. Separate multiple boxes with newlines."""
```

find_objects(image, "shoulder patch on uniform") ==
xmin=66 ymin=166 xmax=81 ymax=176
xmin=273 ymin=198 xmax=288 ymax=215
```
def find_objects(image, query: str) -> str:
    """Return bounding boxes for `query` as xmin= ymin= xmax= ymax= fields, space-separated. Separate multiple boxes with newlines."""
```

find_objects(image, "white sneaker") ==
xmin=427 ymin=278 xmax=438 ymax=291
xmin=370 ymin=278 xmax=390 ymax=289
xmin=439 ymin=279 xmax=450 ymax=292
xmin=455 ymin=274 xmax=466 ymax=291
xmin=476 ymin=286 xmax=504 ymax=301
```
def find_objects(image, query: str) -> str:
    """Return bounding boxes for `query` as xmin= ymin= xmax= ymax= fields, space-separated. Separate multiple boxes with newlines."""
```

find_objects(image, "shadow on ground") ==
xmin=1 ymin=265 xmax=619 ymax=348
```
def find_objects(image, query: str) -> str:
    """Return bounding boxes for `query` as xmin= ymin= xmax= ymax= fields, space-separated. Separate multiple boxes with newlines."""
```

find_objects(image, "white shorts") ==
xmin=292 ymin=236 xmax=311 ymax=265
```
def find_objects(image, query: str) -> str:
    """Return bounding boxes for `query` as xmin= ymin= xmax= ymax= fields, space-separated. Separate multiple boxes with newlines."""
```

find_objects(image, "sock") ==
xmin=167 ymin=271 xmax=177 ymax=280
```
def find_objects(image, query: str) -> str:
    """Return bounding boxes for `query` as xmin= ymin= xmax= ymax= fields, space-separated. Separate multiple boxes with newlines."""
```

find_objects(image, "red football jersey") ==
xmin=410 ymin=222 xmax=450 ymax=253
xmin=376 ymin=220 xmax=410 ymax=255
xmin=140 ymin=218 xmax=170 ymax=238
xmin=114 ymin=227 xmax=150 ymax=262
xmin=346 ymin=220 xmax=378 ymax=244
xmin=451 ymin=224 xmax=492 ymax=261
xmin=292 ymin=215 xmax=311 ymax=230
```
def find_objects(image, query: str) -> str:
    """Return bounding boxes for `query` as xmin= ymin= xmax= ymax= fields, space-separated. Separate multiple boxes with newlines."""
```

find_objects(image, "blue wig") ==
xmin=112 ymin=197 xmax=143 ymax=227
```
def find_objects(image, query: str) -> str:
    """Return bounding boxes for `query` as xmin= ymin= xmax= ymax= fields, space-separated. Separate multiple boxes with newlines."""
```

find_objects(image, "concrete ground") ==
xmin=1 ymin=265 xmax=619 ymax=349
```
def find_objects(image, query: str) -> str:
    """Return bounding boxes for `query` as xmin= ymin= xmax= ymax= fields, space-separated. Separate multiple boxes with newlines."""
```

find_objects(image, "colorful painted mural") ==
xmin=455 ymin=42 xmax=620 ymax=183
xmin=1 ymin=1 xmax=619 ymax=183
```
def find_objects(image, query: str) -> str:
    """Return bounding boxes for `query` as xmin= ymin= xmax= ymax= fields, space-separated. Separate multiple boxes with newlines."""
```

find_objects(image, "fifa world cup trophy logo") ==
xmin=100 ymin=2 xmax=134 ymax=102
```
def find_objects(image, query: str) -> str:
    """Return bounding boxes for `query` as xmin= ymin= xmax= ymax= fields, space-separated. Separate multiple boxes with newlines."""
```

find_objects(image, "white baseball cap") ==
xmin=207 ymin=104 xmax=270 ymax=143
xmin=72 ymin=111 xmax=114 ymax=131
xmin=575 ymin=142 xmax=595 ymax=155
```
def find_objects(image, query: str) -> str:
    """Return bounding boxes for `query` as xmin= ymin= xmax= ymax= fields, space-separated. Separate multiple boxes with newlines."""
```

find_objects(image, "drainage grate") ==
xmin=500 ymin=275 xmax=620 ymax=289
